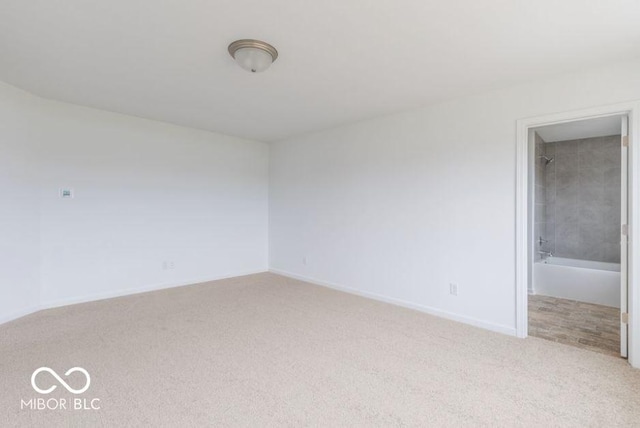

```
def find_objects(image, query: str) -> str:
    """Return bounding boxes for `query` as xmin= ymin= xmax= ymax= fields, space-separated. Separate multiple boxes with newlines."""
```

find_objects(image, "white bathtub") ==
xmin=533 ymin=257 xmax=621 ymax=308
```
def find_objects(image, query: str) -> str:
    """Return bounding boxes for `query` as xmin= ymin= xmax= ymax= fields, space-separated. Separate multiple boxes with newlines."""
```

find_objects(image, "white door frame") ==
xmin=516 ymin=101 xmax=640 ymax=368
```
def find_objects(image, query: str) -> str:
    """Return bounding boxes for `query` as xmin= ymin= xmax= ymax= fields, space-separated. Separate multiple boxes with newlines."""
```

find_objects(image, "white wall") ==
xmin=269 ymin=59 xmax=640 ymax=334
xmin=0 ymin=81 xmax=269 ymax=321
xmin=0 ymin=83 xmax=41 ymax=321
xmin=4 ymin=58 xmax=640 ymax=337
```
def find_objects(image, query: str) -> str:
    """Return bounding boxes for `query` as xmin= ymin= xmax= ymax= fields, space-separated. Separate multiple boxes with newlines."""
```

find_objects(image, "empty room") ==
xmin=1 ymin=1 xmax=640 ymax=426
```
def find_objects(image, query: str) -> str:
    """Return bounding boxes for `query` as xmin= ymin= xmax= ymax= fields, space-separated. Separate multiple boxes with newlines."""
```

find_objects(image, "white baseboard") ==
xmin=0 ymin=269 xmax=268 ymax=326
xmin=0 ymin=304 xmax=42 ymax=325
xmin=2 ymin=268 xmax=517 ymax=338
xmin=41 ymin=269 xmax=268 ymax=309
xmin=270 ymin=268 xmax=517 ymax=337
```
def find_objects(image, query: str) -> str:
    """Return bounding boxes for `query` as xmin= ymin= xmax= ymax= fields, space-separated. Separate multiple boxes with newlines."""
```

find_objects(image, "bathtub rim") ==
xmin=536 ymin=257 xmax=621 ymax=272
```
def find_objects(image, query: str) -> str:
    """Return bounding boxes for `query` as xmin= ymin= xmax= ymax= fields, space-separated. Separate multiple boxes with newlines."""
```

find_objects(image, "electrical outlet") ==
xmin=302 ymin=256 xmax=307 ymax=265
xmin=449 ymin=283 xmax=458 ymax=296
xmin=162 ymin=261 xmax=175 ymax=270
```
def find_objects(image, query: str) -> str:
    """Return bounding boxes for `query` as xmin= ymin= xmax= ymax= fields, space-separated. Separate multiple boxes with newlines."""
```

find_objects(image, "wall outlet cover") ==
xmin=449 ymin=283 xmax=458 ymax=296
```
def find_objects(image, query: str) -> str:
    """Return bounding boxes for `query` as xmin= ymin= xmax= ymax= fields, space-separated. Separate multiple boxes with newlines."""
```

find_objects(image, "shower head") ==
xmin=539 ymin=155 xmax=554 ymax=165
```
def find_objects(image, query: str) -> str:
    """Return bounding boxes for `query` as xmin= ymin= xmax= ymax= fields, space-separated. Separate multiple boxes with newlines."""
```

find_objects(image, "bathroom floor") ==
xmin=528 ymin=295 xmax=620 ymax=357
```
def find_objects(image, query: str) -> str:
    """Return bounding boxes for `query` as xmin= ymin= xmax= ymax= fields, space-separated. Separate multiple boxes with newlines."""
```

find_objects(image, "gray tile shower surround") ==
xmin=535 ymin=134 xmax=621 ymax=264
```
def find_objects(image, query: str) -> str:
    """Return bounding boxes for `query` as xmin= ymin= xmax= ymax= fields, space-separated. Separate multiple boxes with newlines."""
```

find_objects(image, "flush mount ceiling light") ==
xmin=228 ymin=39 xmax=278 ymax=73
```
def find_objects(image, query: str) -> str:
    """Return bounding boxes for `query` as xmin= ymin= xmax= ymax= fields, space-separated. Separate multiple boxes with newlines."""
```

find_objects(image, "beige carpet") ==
xmin=1 ymin=273 xmax=639 ymax=427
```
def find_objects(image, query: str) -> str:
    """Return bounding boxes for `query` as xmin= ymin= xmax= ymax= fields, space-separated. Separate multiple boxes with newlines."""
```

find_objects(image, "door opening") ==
xmin=516 ymin=105 xmax=639 ymax=365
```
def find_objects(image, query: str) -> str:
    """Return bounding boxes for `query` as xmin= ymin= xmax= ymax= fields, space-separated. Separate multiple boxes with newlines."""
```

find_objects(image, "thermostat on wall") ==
xmin=60 ymin=188 xmax=74 ymax=199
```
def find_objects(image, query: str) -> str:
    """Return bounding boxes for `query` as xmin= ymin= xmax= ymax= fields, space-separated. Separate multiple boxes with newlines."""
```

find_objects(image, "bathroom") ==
xmin=528 ymin=115 xmax=626 ymax=357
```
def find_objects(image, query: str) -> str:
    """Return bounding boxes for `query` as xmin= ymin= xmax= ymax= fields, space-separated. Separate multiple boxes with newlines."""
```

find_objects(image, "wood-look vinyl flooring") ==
xmin=528 ymin=294 xmax=620 ymax=357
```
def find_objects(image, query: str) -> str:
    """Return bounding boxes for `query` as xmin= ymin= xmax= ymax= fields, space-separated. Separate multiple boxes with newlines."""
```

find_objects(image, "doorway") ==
xmin=516 ymin=104 xmax=639 ymax=367
xmin=528 ymin=117 xmax=626 ymax=356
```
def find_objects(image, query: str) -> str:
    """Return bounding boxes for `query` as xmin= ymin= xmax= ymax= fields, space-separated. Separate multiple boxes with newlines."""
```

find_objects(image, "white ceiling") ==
xmin=535 ymin=116 xmax=622 ymax=142
xmin=2 ymin=0 xmax=640 ymax=142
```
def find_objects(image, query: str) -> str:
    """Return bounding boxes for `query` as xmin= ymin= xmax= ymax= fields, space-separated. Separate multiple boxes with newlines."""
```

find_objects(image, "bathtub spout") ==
xmin=538 ymin=250 xmax=553 ymax=258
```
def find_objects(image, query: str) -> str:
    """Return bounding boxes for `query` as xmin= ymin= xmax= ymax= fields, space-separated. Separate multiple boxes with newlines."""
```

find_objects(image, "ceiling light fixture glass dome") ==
xmin=228 ymin=39 xmax=278 ymax=73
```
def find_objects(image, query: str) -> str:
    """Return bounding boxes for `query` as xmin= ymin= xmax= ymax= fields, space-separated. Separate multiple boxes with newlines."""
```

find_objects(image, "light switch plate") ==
xmin=60 ymin=188 xmax=74 ymax=199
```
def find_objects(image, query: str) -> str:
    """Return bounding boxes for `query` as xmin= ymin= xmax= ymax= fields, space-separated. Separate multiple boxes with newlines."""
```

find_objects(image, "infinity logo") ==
xmin=31 ymin=367 xmax=91 ymax=395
